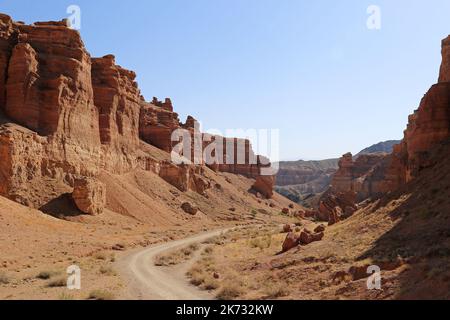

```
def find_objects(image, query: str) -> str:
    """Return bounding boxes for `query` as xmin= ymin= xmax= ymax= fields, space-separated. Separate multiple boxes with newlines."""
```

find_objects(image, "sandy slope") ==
xmin=117 ymin=229 xmax=230 ymax=300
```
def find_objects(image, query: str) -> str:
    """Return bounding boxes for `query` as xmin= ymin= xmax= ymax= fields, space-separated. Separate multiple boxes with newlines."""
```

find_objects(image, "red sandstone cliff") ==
xmin=318 ymin=35 xmax=450 ymax=224
xmin=0 ymin=14 xmax=275 ymax=213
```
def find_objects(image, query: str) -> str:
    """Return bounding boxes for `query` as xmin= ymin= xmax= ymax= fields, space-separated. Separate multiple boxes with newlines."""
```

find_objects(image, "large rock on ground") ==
xmin=282 ymin=232 xmax=299 ymax=252
xmin=252 ymin=176 xmax=275 ymax=199
xmin=181 ymin=202 xmax=198 ymax=215
xmin=72 ymin=178 xmax=106 ymax=215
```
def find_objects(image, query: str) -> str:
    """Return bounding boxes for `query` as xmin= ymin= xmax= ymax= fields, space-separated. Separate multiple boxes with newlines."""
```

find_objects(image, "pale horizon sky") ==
xmin=2 ymin=0 xmax=450 ymax=161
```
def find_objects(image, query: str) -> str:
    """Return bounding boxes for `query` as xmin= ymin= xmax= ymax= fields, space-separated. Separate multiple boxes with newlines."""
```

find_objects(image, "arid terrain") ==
xmin=0 ymin=13 xmax=449 ymax=300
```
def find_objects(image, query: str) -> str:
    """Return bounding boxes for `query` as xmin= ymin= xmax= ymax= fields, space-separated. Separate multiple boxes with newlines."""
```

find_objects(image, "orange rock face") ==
xmin=139 ymin=100 xmax=181 ymax=153
xmin=72 ymin=177 xmax=106 ymax=215
xmin=0 ymin=15 xmax=275 ymax=209
xmin=326 ymin=152 xmax=388 ymax=201
xmin=439 ymin=36 xmax=450 ymax=83
xmin=92 ymin=55 xmax=142 ymax=152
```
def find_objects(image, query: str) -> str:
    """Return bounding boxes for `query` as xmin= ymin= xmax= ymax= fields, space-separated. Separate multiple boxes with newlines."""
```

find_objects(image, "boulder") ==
xmin=282 ymin=232 xmax=299 ymax=252
xmin=252 ymin=176 xmax=275 ymax=199
xmin=328 ymin=207 xmax=343 ymax=226
xmin=181 ymin=202 xmax=198 ymax=215
xmin=314 ymin=224 xmax=326 ymax=233
xmin=72 ymin=178 xmax=106 ymax=215
xmin=299 ymin=230 xmax=324 ymax=246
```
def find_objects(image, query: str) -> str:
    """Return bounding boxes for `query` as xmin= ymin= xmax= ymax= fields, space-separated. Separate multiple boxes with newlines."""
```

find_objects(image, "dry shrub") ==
xmin=46 ymin=277 xmax=66 ymax=288
xmin=0 ymin=272 xmax=10 ymax=285
xmin=37 ymin=270 xmax=61 ymax=280
xmin=59 ymin=293 xmax=75 ymax=300
xmin=99 ymin=265 xmax=116 ymax=276
xmin=93 ymin=252 xmax=108 ymax=260
xmin=248 ymin=235 xmax=272 ymax=250
xmin=154 ymin=243 xmax=200 ymax=266
xmin=216 ymin=283 xmax=243 ymax=300
xmin=263 ymin=282 xmax=290 ymax=299
xmin=88 ymin=290 xmax=115 ymax=300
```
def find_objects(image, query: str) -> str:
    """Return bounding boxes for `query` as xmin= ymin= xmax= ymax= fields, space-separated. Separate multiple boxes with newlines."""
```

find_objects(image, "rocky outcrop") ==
xmin=319 ymin=35 xmax=450 ymax=225
xmin=92 ymin=54 xmax=142 ymax=152
xmin=252 ymin=175 xmax=275 ymax=199
xmin=0 ymin=14 xmax=276 ymax=210
xmin=331 ymin=152 xmax=389 ymax=200
xmin=72 ymin=177 xmax=106 ymax=215
xmin=139 ymin=99 xmax=181 ymax=153
xmin=0 ymin=14 xmax=16 ymax=113
xmin=158 ymin=161 xmax=211 ymax=195
xmin=439 ymin=36 xmax=450 ymax=83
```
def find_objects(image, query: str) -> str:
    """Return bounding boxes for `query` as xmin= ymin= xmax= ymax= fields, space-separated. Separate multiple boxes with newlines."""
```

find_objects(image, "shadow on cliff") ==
xmin=39 ymin=193 xmax=84 ymax=218
xmin=357 ymin=141 xmax=450 ymax=299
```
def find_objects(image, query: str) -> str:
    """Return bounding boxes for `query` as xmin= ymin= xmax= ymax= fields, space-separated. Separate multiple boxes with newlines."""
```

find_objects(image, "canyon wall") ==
xmin=0 ymin=15 xmax=275 ymax=212
xmin=318 ymin=35 xmax=450 ymax=223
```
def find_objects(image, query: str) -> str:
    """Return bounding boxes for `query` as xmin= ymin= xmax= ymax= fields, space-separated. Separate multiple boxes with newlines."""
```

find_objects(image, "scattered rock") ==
xmin=328 ymin=207 xmax=342 ymax=226
xmin=282 ymin=208 xmax=290 ymax=215
xmin=299 ymin=230 xmax=324 ymax=246
xmin=181 ymin=202 xmax=198 ymax=215
xmin=283 ymin=224 xmax=293 ymax=233
xmin=314 ymin=224 xmax=326 ymax=233
xmin=282 ymin=232 xmax=299 ymax=253
xmin=112 ymin=244 xmax=126 ymax=251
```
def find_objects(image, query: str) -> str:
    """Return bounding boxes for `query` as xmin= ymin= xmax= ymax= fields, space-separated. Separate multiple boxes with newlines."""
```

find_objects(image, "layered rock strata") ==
xmin=0 ymin=15 xmax=275 ymax=211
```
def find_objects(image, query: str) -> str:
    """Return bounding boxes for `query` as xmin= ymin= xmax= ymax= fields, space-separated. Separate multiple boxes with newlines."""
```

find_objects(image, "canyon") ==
xmin=275 ymin=141 xmax=400 ymax=208
xmin=313 ymin=36 xmax=450 ymax=224
xmin=0 ymin=12 xmax=449 ymax=300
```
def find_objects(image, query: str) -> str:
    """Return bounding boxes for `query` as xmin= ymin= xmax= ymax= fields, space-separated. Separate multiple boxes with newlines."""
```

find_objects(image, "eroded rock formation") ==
xmin=319 ymin=35 xmax=450 ymax=224
xmin=0 ymin=15 xmax=275 ymax=212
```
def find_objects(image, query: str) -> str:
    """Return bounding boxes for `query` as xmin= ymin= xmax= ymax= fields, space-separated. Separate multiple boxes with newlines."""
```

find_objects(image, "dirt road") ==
xmin=117 ymin=229 xmax=229 ymax=300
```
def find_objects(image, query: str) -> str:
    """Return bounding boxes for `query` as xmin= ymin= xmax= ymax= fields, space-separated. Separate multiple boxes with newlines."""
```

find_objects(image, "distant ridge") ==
xmin=356 ymin=140 xmax=401 ymax=157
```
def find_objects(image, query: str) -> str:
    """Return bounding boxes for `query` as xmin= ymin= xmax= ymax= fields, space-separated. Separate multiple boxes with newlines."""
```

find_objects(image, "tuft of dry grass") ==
xmin=99 ymin=265 xmax=116 ymax=276
xmin=0 ymin=271 xmax=10 ymax=285
xmin=216 ymin=283 xmax=243 ymax=300
xmin=37 ymin=270 xmax=61 ymax=280
xmin=154 ymin=243 xmax=200 ymax=266
xmin=88 ymin=290 xmax=115 ymax=300
xmin=58 ymin=292 xmax=75 ymax=300
xmin=46 ymin=276 xmax=66 ymax=288
xmin=93 ymin=252 xmax=108 ymax=260
xmin=247 ymin=235 xmax=273 ymax=251
xmin=263 ymin=282 xmax=291 ymax=299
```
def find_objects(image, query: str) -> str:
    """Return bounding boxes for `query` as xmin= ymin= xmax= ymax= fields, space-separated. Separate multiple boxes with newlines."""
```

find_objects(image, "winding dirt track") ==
xmin=117 ymin=229 xmax=229 ymax=300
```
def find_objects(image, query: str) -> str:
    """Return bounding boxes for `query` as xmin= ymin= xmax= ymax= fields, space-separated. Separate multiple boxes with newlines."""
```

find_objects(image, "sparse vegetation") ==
xmin=46 ymin=276 xmax=66 ymax=288
xmin=248 ymin=235 xmax=272 ymax=250
xmin=99 ymin=265 xmax=116 ymax=276
xmin=58 ymin=292 xmax=75 ymax=300
xmin=88 ymin=290 xmax=115 ymax=300
xmin=37 ymin=270 xmax=61 ymax=280
xmin=216 ymin=283 xmax=243 ymax=300
xmin=0 ymin=272 xmax=10 ymax=285
xmin=154 ymin=243 xmax=200 ymax=266
xmin=263 ymin=282 xmax=290 ymax=299
xmin=93 ymin=251 xmax=108 ymax=260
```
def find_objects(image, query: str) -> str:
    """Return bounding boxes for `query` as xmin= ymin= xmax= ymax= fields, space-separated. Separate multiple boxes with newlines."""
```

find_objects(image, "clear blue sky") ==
xmin=2 ymin=0 xmax=450 ymax=160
